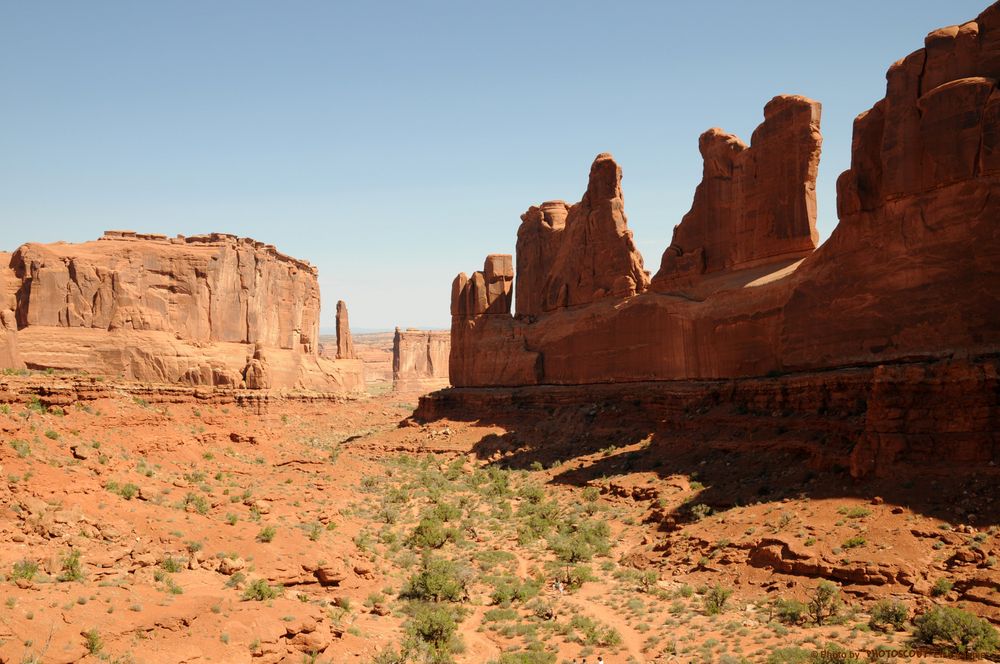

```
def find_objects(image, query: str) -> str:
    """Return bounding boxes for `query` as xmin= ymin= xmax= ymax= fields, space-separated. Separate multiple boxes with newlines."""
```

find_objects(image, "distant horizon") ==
xmin=2 ymin=1 xmax=987 ymax=330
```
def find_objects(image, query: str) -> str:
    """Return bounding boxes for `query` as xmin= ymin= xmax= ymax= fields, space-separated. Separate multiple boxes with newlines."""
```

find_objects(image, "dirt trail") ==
xmin=502 ymin=548 xmax=648 ymax=662
xmin=461 ymin=605 xmax=503 ymax=661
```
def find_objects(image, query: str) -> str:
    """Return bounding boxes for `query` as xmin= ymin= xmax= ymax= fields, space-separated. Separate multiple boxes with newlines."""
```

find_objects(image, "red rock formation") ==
xmin=443 ymin=3 xmax=1000 ymax=473
xmin=515 ymin=201 xmax=568 ymax=318
xmin=540 ymin=153 xmax=649 ymax=310
xmin=652 ymin=96 xmax=821 ymax=289
xmin=450 ymin=254 xmax=539 ymax=386
xmin=335 ymin=300 xmax=356 ymax=360
xmin=392 ymin=328 xmax=450 ymax=392
xmin=0 ymin=232 xmax=364 ymax=392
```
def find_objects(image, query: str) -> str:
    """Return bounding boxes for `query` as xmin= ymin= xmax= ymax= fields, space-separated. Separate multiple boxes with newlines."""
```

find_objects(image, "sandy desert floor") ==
xmin=0 ymin=377 xmax=997 ymax=663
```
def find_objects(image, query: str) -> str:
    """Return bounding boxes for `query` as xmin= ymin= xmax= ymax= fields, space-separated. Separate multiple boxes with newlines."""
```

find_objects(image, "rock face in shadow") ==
xmin=0 ymin=232 xmax=363 ymax=391
xmin=392 ymin=328 xmax=449 ymax=392
xmin=445 ymin=3 xmax=1000 ymax=475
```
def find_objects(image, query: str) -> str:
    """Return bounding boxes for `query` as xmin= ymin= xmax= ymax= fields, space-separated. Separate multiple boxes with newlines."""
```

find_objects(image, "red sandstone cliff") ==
xmin=449 ymin=3 xmax=1000 ymax=388
xmin=0 ymin=232 xmax=364 ymax=391
xmin=653 ymin=95 xmax=821 ymax=289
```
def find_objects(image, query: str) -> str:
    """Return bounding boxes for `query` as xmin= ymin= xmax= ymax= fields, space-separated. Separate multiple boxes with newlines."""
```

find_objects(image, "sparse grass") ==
xmin=703 ymin=584 xmax=733 ymax=615
xmin=83 ymin=629 xmax=103 ymax=654
xmin=256 ymin=525 xmax=277 ymax=543
xmin=242 ymin=579 xmax=280 ymax=601
xmin=931 ymin=577 xmax=954 ymax=597
xmin=58 ymin=549 xmax=83 ymax=582
xmin=10 ymin=560 xmax=38 ymax=582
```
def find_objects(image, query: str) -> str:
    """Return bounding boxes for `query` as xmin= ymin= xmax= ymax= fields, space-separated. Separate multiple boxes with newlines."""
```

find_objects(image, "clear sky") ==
xmin=0 ymin=1 xmax=988 ymax=331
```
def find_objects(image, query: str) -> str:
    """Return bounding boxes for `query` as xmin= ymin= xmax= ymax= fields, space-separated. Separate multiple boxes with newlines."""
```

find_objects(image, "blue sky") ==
xmin=0 ymin=1 xmax=988 ymax=330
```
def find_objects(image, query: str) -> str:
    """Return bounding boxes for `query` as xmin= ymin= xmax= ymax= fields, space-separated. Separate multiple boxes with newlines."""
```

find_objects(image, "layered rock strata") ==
xmin=445 ymin=3 xmax=1000 ymax=474
xmin=0 ymin=232 xmax=364 ymax=391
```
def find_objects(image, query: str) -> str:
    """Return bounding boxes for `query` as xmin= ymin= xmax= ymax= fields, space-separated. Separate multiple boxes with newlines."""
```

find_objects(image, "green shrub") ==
xmin=83 ymin=629 xmax=103 ymax=654
xmin=689 ymin=503 xmax=711 ymax=521
xmin=431 ymin=501 xmax=462 ymax=522
xmin=490 ymin=577 xmax=541 ymax=606
xmin=838 ymin=506 xmax=872 ymax=518
xmin=567 ymin=614 xmax=621 ymax=646
xmin=912 ymin=606 xmax=999 ymax=654
xmin=931 ymin=577 xmax=954 ymax=597
xmin=409 ymin=517 xmax=457 ymax=549
xmin=482 ymin=608 xmax=518 ymax=623
xmin=11 ymin=560 xmax=38 ymax=582
xmin=565 ymin=564 xmax=596 ymax=590
xmin=490 ymin=650 xmax=557 ymax=664
xmin=402 ymin=556 xmax=469 ymax=602
xmin=405 ymin=603 xmax=461 ymax=660
xmin=868 ymin=598 xmax=907 ymax=632
xmin=160 ymin=556 xmax=184 ymax=573
xmin=774 ymin=598 xmax=807 ymax=625
xmin=242 ymin=579 xmax=280 ymax=601
xmin=841 ymin=536 xmax=866 ymax=549
xmin=807 ymin=581 xmax=840 ymax=625
xmin=256 ymin=525 xmax=277 ymax=543
xmin=703 ymin=584 xmax=733 ymax=615
xmin=518 ymin=484 xmax=545 ymax=505
xmin=765 ymin=648 xmax=811 ymax=664
xmin=547 ymin=519 xmax=610 ymax=563
xmin=58 ymin=549 xmax=83 ymax=582
xmin=118 ymin=483 xmax=139 ymax=500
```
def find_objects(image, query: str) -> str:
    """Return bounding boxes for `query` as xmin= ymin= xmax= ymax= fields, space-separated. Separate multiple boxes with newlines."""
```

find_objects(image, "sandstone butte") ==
xmin=442 ymin=4 xmax=1000 ymax=477
xmin=392 ymin=327 xmax=450 ymax=392
xmin=0 ymin=231 xmax=364 ymax=392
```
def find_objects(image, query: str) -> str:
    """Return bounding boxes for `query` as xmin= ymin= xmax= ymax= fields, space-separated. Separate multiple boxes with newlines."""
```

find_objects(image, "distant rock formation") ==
xmin=392 ymin=328 xmax=449 ymax=392
xmin=445 ymin=3 xmax=1000 ymax=475
xmin=0 ymin=232 xmax=364 ymax=391
xmin=335 ymin=300 xmax=356 ymax=360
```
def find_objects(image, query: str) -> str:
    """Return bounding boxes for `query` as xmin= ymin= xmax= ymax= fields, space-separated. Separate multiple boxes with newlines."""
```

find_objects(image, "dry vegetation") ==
xmin=0 ymin=374 xmax=997 ymax=662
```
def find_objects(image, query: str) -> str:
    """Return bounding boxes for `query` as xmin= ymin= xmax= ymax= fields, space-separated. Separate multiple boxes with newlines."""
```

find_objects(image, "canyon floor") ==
xmin=0 ymin=375 xmax=997 ymax=664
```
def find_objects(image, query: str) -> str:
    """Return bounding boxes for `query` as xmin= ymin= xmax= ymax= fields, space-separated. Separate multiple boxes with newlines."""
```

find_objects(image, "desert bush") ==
xmin=931 ymin=577 xmax=954 ymax=597
xmin=807 ymin=581 xmax=840 ymax=625
xmin=409 ymin=517 xmax=458 ymax=549
xmin=10 ymin=560 xmax=38 ymax=582
xmin=58 ymin=549 xmax=83 ymax=582
xmin=765 ymin=648 xmax=811 ymax=664
xmin=242 ymin=579 xmax=280 ymax=601
xmin=431 ymin=501 xmax=462 ymax=522
xmin=160 ymin=556 xmax=184 ymax=573
xmin=489 ymin=577 xmax=541 ymax=606
xmin=912 ymin=606 xmax=999 ymax=654
xmin=489 ymin=650 xmax=556 ymax=664
xmin=547 ymin=519 xmax=610 ymax=563
xmin=402 ymin=556 xmax=469 ymax=603
xmin=868 ymin=599 xmax=907 ymax=632
xmin=703 ymin=584 xmax=733 ymax=615
xmin=83 ymin=629 xmax=103 ymax=654
xmin=774 ymin=598 xmax=807 ymax=625
xmin=689 ymin=503 xmax=711 ymax=521
xmin=405 ymin=603 xmax=462 ymax=662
